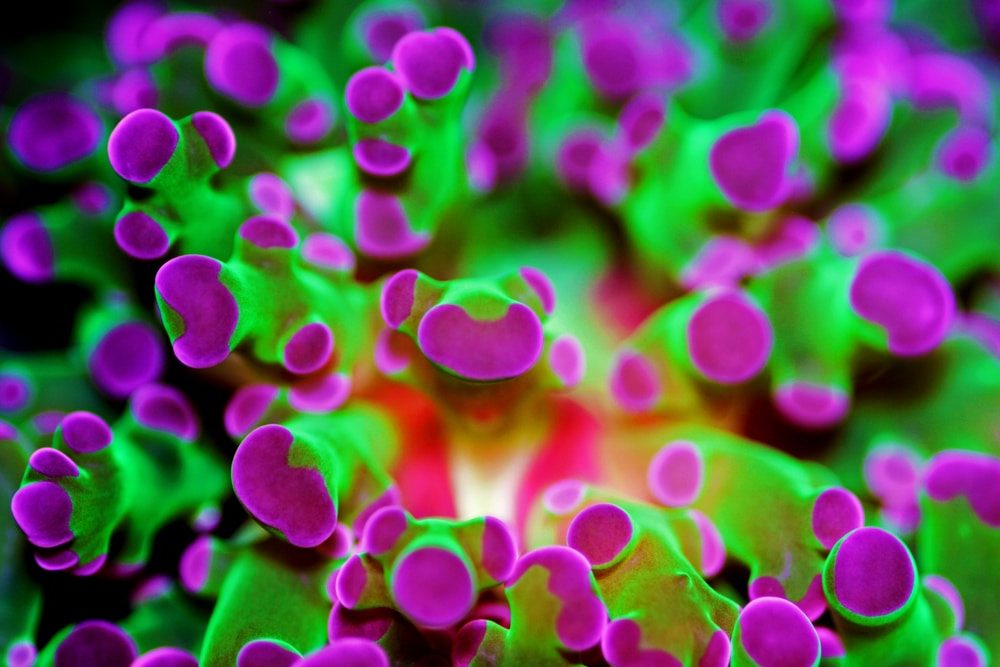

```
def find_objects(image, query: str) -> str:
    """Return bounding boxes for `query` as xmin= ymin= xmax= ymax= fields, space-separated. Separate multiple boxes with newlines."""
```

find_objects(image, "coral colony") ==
xmin=3 ymin=0 xmax=1000 ymax=665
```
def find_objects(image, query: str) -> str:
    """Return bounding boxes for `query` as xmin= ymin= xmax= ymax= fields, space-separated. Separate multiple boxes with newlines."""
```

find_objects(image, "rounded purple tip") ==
xmin=937 ymin=636 xmax=987 ymax=667
xmin=109 ymin=68 xmax=159 ymax=116
xmin=609 ymin=350 xmax=662 ymax=412
xmin=132 ymin=647 xmax=198 ymax=667
xmin=232 ymin=424 xmax=337 ymax=547
xmin=72 ymin=182 xmax=113 ymax=216
xmin=482 ymin=516 xmax=517 ymax=582
xmin=8 ymin=94 xmax=102 ymax=172
xmin=602 ymin=619 xmax=683 ymax=667
xmin=29 ymin=447 xmax=80 ymax=478
xmin=286 ymin=98 xmax=334 ymax=144
xmin=618 ymin=93 xmax=666 ymax=153
xmin=567 ymin=503 xmax=634 ymax=567
xmin=239 ymin=215 xmax=299 ymax=250
xmin=297 ymin=640 xmax=389 ymax=667
xmin=417 ymin=302 xmax=544 ymax=381
xmin=288 ymin=372 xmax=352 ymax=413
xmin=691 ymin=509 xmax=726 ymax=577
xmin=828 ymin=204 xmax=883 ymax=257
xmin=828 ymin=81 xmax=891 ymax=164
xmin=381 ymin=269 xmax=418 ymax=329
xmin=114 ymin=211 xmax=170 ymax=260
xmin=681 ymin=236 xmax=757 ymax=290
xmin=345 ymin=67 xmax=405 ymax=124
xmin=581 ymin=21 xmax=644 ymax=101
xmin=362 ymin=506 xmax=408 ymax=555
xmin=11 ymin=481 xmax=74 ymax=548
xmin=774 ymin=382 xmax=850 ymax=429
xmin=556 ymin=129 xmax=603 ymax=192
xmin=549 ymin=335 xmax=585 ymax=387
xmin=90 ymin=321 xmax=165 ymax=397
xmin=108 ymin=108 xmax=179 ymax=184
xmin=155 ymin=255 xmax=239 ymax=368
xmin=237 ymin=640 xmax=300 ymax=667
xmin=863 ymin=444 xmax=922 ymax=510
xmin=362 ymin=9 xmax=423 ymax=62
xmin=710 ymin=111 xmax=798 ymax=212
xmin=6 ymin=641 xmax=36 ymax=667
xmin=36 ymin=548 xmax=80 ymax=571
xmin=284 ymin=323 xmax=334 ymax=375
xmin=224 ymin=384 xmax=278 ymax=438
xmin=353 ymin=138 xmax=412 ymax=177
xmin=850 ymin=251 xmax=955 ymax=357
xmin=55 ymin=621 xmax=137 ymax=667
xmin=737 ymin=598 xmax=820 ymax=667
xmin=61 ymin=411 xmax=113 ymax=453
xmin=205 ymin=24 xmax=279 ymax=107
xmin=131 ymin=384 xmax=199 ymax=440
xmin=648 ymin=440 xmax=704 ymax=507
xmin=179 ymin=535 xmax=213 ymax=593
xmin=249 ymin=173 xmax=295 ymax=221
xmin=392 ymin=30 xmax=469 ymax=100
xmin=687 ymin=292 xmax=773 ymax=384
xmin=1 ymin=212 xmax=54 ymax=283
xmin=718 ymin=0 xmax=773 ymax=42
xmin=520 ymin=266 xmax=556 ymax=315
xmin=924 ymin=450 xmax=1000 ymax=528
xmin=936 ymin=125 xmax=991 ymax=182
xmin=354 ymin=191 xmax=430 ymax=260
xmin=923 ymin=575 xmax=965 ymax=630
xmin=0 ymin=372 xmax=32 ymax=411
xmin=812 ymin=487 xmax=864 ymax=550
xmin=191 ymin=111 xmax=236 ymax=169
xmin=106 ymin=1 xmax=164 ymax=66
xmin=302 ymin=233 xmax=355 ymax=274
xmin=825 ymin=527 xmax=916 ymax=621
xmin=392 ymin=546 xmax=475 ymax=628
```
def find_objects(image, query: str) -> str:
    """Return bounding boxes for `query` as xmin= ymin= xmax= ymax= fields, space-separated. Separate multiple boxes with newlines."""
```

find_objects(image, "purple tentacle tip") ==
xmin=774 ymin=382 xmax=850 ymax=429
xmin=205 ymin=24 xmax=279 ymax=106
xmin=114 ymin=211 xmax=170 ymax=260
xmin=938 ymin=636 xmax=987 ymax=667
xmin=549 ymin=335 xmax=585 ymax=387
xmin=718 ymin=0 xmax=773 ymax=42
xmin=355 ymin=191 xmax=430 ymax=259
xmin=392 ymin=30 xmax=469 ymax=100
xmin=482 ymin=515 xmax=517 ymax=581
xmin=286 ymin=98 xmax=334 ymax=144
xmin=1 ymin=212 xmax=55 ymax=283
xmin=132 ymin=647 xmax=198 ymax=667
xmin=381 ymin=269 xmax=418 ymax=328
xmin=827 ymin=527 xmax=916 ymax=620
xmin=0 ymin=372 xmax=31 ymax=412
xmin=710 ymin=111 xmax=798 ymax=212
xmin=392 ymin=547 xmax=475 ymax=628
xmin=302 ymin=233 xmax=355 ymax=273
xmin=191 ymin=111 xmax=236 ymax=169
xmin=224 ymin=384 xmax=279 ymax=438
xmin=687 ymin=291 xmax=773 ymax=384
xmin=520 ymin=267 xmax=556 ymax=315
xmin=284 ymin=323 xmax=334 ymax=375
xmin=29 ymin=447 xmax=80 ymax=478
xmin=567 ymin=503 xmax=634 ymax=567
xmin=738 ymin=598 xmax=820 ymax=667
xmin=345 ymin=67 xmax=405 ymax=124
xmin=812 ymin=487 xmax=864 ymax=549
xmin=232 ymin=424 xmax=337 ymax=547
xmin=610 ymin=350 xmax=662 ymax=412
xmin=924 ymin=575 xmax=965 ymax=630
xmin=692 ymin=509 xmax=726 ymax=577
xmin=850 ymin=251 xmax=955 ymax=356
xmin=937 ymin=126 xmax=991 ymax=182
xmin=237 ymin=640 xmax=300 ymax=667
xmin=131 ymin=383 xmax=199 ymax=440
xmin=603 ymin=618 xmax=683 ymax=667
xmin=828 ymin=81 xmax=891 ymax=164
xmin=249 ymin=173 xmax=295 ymax=220
xmin=543 ymin=480 xmax=586 ymax=515
xmin=8 ymin=94 xmax=102 ymax=172
xmin=362 ymin=506 xmax=408 ymax=555
xmin=61 ymin=411 xmax=113 ymax=453
xmin=179 ymin=535 xmax=212 ymax=593
xmin=240 ymin=215 xmax=299 ymax=250
xmin=108 ymin=108 xmax=179 ymax=184
xmin=417 ymin=302 xmax=544 ymax=381
xmin=362 ymin=10 xmax=423 ymax=63
xmin=297 ymin=640 xmax=389 ymax=667
xmin=924 ymin=451 xmax=1000 ymax=527
xmin=11 ymin=481 xmax=74 ymax=548
xmin=6 ymin=641 xmax=36 ymax=667
xmin=648 ymin=440 xmax=704 ymax=507
xmin=155 ymin=255 xmax=239 ymax=368
xmin=581 ymin=22 xmax=644 ymax=101
xmin=828 ymin=204 xmax=883 ymax=257
xmin=90 ymin=321 xmax=165 ymax=397
xmin=288 ymin=372 xmax=352 ymax=413
xmin=353 ymin=138 xmax=412 ymax=177
xmin=618 ymin=93 xmax=666 ymax=153
xmin=54 ymin=621 xmax=137 ymax=667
